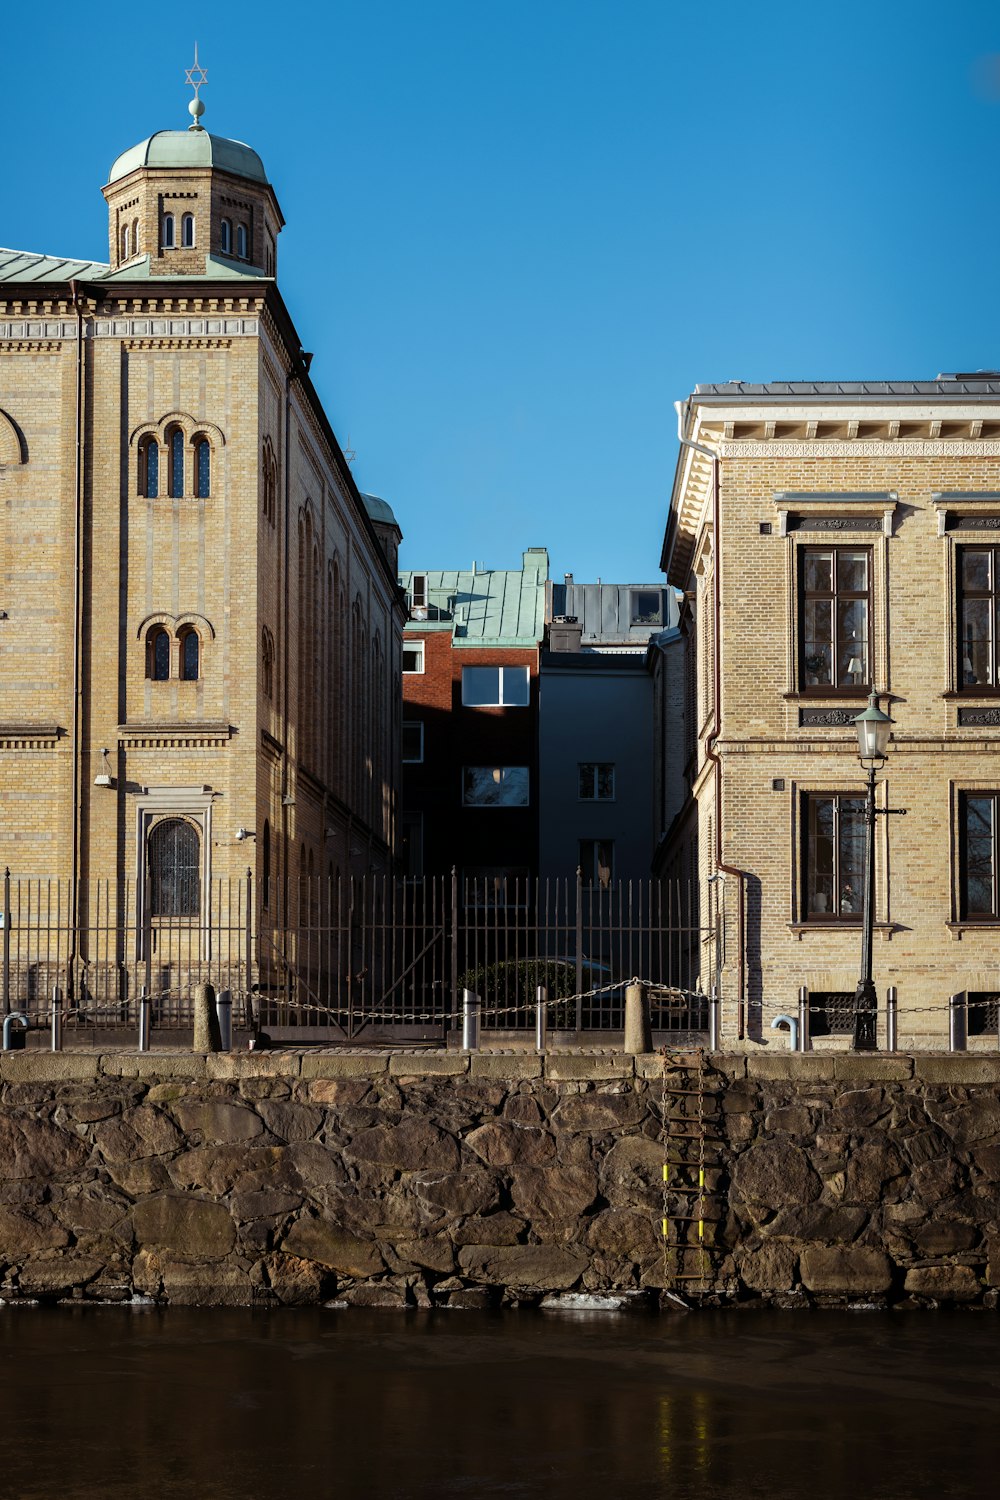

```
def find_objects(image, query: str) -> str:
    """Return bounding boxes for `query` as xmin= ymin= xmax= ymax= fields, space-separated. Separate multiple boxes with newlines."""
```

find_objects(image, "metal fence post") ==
xmin=2 ymin=868 xmax=10 ymax=1017
xmin=535 ymin=985 xmax=547 ymax=1053
xmin=449 ymin=867 xmax=459 ymax=1036
xmin=216 ymin=988 xmax=233 ymax=1052
xmin=708 ymin=984 xmax=720 ymax=1051
xmin=949 ymin=992 xmax=967 ymax=1053
xmin=245 ymin=867 xmax=253 ymax=1006
xmin=798 ymin=985 xmax=811 ymax=1052
xmin=462 ymin=988 xmax=480 ymax=1052
xmin=50 ymin=985 xmax=63 ymax=1052
xmin=138 ymin=984 xmax=151 ymax=1052
xmin=886 ymin=985 xmax=898 ymax=1052
xmin=575 ymin=867 xmax=584 ymax=1033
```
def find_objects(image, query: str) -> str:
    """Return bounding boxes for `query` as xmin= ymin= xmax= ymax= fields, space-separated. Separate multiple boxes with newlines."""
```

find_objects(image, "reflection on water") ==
xmin=3 ymin=1307 xmax=998 ymax=1499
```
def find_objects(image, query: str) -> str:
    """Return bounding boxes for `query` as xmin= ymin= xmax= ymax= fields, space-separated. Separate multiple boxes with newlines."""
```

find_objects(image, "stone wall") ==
xmin=1 ymin=1049 xmax=998 ymax=1308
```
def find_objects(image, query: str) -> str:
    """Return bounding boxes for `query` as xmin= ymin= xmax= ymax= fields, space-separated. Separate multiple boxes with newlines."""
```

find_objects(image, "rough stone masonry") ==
xmin=0 ymin=1049 xmax=999 ymax=1309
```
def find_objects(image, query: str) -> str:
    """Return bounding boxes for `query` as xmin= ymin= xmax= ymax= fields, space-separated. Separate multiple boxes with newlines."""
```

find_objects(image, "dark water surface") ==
xmin=2 ymin=1306 xmax=998 ymax=1499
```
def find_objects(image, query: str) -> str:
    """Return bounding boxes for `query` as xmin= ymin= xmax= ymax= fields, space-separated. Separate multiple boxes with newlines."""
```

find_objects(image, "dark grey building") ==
xmin=538 ymin=580 xmax=678 ymax=883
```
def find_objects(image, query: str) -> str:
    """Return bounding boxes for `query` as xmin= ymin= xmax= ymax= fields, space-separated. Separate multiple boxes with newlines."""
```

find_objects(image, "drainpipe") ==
xmin=67 ymin=281 xmax=87 ymax=1000
xmin=674 ymin=399 xmax=747 ymax=1039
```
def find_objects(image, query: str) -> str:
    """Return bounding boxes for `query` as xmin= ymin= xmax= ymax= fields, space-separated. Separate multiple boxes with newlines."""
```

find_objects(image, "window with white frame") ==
xmin=579 ymin=763 xmax=615 ymax=800
xmin=402 ymin=640 xmax=425 ymax=674
xmin=461 ymin=665 xmax=530 ymax=706
xmin=462 ymin=766 xmax=529 ymax=807
xmin=402 ymin=721 xmax=424 ymax=762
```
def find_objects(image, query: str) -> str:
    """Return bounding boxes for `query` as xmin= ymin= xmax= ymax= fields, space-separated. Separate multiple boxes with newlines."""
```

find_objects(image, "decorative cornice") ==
xmin=720 ymin=440 xmax=1000 ymax=458
xmin=118 ymin=721 xmax=233 ymax=749
xmin=0 ymin=722 xmax=63 ymax=748
xmin=0 ymin=316 xmax=258 ymax=342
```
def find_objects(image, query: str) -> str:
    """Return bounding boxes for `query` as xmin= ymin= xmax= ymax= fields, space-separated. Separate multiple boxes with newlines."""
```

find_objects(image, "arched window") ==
xmin=262 ymin=438 xmax=277 ymax=525
xmin=132 ymin=219 xmax=140 ymax=254
xmin=149 ymin=819 xmax=200 ymax=917
xmin=236 ymin=223 xmax=248 ymax=259
xmin=179 ymin=628 xmax=199 ymax=681
xmin=168 ymin=427 xmax=184 ymax=498
xmin=221 ymin=218 xmax=232 ymax=255
xmin=262 ymin=820 xmax=271 ymax=910
xmin=181 ymin=213 xmax=195 ymax=248
xmin=138 ymin=438 xmax=159 ymax=498
xmin=121 ymin=224 xmax=130 ymax=261
xmin=194 ymin=437 xmax=211 ymax=498
xmin=147 ymin=627 xmax=170 ymax=681
xmin=162 ymin=213 xmax=175 ymax=249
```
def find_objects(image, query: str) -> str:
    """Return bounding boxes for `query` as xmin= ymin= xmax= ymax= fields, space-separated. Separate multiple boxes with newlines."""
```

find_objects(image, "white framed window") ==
xmin=402 ymin=721 xmax=424 ymax=763
xmin=461 ymin=665 xmax=529 ymax=706
xmin=580 ymin=838 xmax=614 ymax=888
xmin=181 ymin=213 xmax=195 ymax=247
xmin=221 ymin=218 xmax=232 ymax=254
xmin=236 ymin=223 xmax=249 ymax=259
xmin=161 ymin=212 xmax=175 ymax=249
xmin=402 ymin=640 xmax=425 ymax=674
xmin=579 ymin=763 xmax=615 ymax=800
xmin=462 ymin=766 xmax=529 ymax=807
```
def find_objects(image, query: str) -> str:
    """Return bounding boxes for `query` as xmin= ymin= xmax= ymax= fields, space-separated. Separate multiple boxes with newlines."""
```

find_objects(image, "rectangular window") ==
xmin=462 ymin=766 xmax=529 ymax=806
xmin=957 ymin=547 xmax=998 ymax=688
xmin=400 ymin=811 xmax=423 ymax=877
xmin=960 ymin=792 xmax=999 ymax=919
xmin=402 ymin=640 xmax=425 ymax=674
xmin=579 ymin=838 xmax=614 ymax=888
xmin=402 ymin=721 xmax=424 ymax=763
xmin=799 ymin=547 xmax=871 ymax=692
xmin=461 ymin=665 xmax=530 ymax=706
xmin=578 ymin=763 xmax=615 ymax=800
xmin=803 ymin=793 xmax=865 ymax=920
xmin=630 ymin=589 xmax=664 ymax=626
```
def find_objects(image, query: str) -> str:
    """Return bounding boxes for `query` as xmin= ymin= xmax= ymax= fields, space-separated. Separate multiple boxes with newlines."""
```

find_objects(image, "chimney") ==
xmin=549 ymin=616 xmax=582 ymax=653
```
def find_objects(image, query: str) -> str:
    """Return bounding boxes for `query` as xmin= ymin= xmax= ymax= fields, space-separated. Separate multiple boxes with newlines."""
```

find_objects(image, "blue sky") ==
xmin=5 ymin=1 xmax=1000 ymax=582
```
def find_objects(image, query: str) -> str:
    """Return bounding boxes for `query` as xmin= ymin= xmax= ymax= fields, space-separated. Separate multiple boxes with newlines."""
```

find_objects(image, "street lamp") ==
xmin=851 ymin=691 xmax=894 ymax=1050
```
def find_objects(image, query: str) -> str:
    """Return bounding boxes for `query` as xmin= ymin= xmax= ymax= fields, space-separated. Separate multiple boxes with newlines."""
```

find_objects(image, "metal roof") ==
xmin=108 ymin=130 xmax=268 ymax=186
xmin=399 ymin=552 xmax=548 ymax=647
xmin=0 ymin=247 xmax=269 ymax=286
xmin=694 ymin=378 xmax=1000 ymax=399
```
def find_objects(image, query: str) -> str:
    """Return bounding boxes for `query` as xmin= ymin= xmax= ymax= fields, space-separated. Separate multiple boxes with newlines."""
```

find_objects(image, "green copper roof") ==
xmin=399 ymin=550 xmax=548 ymax=647
xmin=361 ymin=492 xmax=399 ymax=528
xmin=108 ymin=130 xmax=269 ymax=186
xmin=0 ymin=246 xmax=270 ymax=285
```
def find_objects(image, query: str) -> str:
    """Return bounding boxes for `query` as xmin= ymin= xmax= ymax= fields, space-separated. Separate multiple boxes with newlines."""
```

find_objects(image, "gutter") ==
xmin=67 ymin=281 xmax=86 ymax=999
xmin=673 ymin=398 xmax=746 ymax=1039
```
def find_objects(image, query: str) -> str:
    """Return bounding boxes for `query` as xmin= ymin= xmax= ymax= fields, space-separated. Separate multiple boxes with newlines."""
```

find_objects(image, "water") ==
xmin=2 ymin=1306 xmax=997 ymax=1499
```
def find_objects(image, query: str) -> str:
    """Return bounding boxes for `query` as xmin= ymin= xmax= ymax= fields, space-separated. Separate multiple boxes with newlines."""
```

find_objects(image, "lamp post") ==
xmin=851 ymin=692 xmax=894 ymax=1051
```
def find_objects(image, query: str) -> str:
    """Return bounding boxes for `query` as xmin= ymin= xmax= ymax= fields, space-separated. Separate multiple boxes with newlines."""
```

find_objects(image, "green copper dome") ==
xmin=107 ymin=130 xmax=268 ymax=186
xmin=361 ymin=493 xmax=399 ymax=528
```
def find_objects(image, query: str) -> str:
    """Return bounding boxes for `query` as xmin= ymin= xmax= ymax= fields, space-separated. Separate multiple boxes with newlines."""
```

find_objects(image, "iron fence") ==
xmin=0 ymin=870 xmax=714 ymax=1042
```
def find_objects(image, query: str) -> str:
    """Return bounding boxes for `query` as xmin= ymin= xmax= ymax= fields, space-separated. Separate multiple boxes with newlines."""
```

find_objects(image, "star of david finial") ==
xmin=185 ymin=43 xmax=208 ymax=130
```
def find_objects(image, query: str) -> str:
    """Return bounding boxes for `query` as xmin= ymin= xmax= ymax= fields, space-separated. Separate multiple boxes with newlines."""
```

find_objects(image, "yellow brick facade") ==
xmin=0 ymin=122 xmax=403 ymax=985
xmin=665 ymin=391 xmax=1000 ymax=1048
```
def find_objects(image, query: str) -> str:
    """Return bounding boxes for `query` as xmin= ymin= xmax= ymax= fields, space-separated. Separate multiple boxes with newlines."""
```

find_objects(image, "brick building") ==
xmin=663 ymin=377 xmax=1000 ymax=1047
xmin=398 ymin=551 xmax=547 ymax=883
xmin=0 ymin=93 xmax=404 ymax=994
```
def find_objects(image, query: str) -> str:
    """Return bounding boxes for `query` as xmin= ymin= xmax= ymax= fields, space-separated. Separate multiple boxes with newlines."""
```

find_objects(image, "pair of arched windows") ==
xmin=146 ymin=625 xmax=200 ymax=682
xmin=220 ymin=218 xmax=249 ymax=259
xmin=161 ymin=213 xmax=195 ymax=250
xmin=121 ymin=218 xmax=140 ymax=261
xmin=138 ymin=430 xmax=211 ymax=499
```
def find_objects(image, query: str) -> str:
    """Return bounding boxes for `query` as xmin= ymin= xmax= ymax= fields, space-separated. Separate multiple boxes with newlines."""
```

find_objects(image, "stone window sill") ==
xmin=787 ymin=921 xmax=898 ymax=942
xmin=946 ymin=921 xmax=1000 ymax=940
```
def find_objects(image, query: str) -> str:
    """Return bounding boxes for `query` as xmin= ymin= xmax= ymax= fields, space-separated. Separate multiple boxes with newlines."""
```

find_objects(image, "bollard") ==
xmin=886 ymin=986 xmax=898 ymax=1052
xmin=138 ymin=986 xmax=151 ymax=1052
xmin=624 ymin=981 xmax=652 ymax=1055
xmin=535 ymin=985 xmax=547 ymax=1054
xmin=798 ymin=985 xmax=811 ymax=1052
xmin=949 ymin=992 xmax=967 ymax=1053
xmin=215 ymin=988 xmax=233 ymax=1052
xmin=708 ymin=986 xmax=720 ymax=1051
xmin=193 ymin=981 xmax=222 ymax=1052
xmin=461 ymin=989 xmax=481 ymax=1052
xmin=50 ymin=986 xmax=63 ymax=1052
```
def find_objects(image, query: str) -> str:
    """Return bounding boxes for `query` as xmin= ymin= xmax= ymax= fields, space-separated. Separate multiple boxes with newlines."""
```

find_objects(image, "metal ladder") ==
xmin=659 ymin=1048 xmax=721 ymax=1290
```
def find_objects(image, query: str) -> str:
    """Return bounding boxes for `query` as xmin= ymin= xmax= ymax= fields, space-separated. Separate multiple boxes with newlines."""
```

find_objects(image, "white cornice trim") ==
xmin=719 ymin=440 xmax=1000 ymax=458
